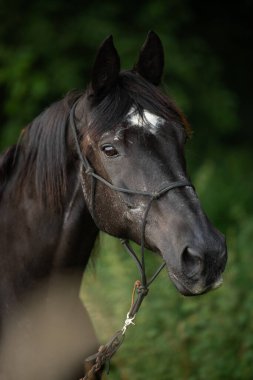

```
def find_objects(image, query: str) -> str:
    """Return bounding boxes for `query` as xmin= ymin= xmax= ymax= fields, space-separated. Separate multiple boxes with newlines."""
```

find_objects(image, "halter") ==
xmin=69 ymin=101 xmax=192 ymax=378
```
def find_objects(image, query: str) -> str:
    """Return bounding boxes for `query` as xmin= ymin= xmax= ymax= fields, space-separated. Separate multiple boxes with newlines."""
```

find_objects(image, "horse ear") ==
xmin=134 ymin=31 xmax=164 ymax=86
xmin=91 ymin=35 xmax=120 ymax=99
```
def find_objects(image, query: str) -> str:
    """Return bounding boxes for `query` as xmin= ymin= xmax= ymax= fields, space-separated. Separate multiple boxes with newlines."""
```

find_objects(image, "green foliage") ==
xmin=1 ymin=0 xmax=252 ymax=379
xmin=0 ymin=0 xmax=238 ymax=148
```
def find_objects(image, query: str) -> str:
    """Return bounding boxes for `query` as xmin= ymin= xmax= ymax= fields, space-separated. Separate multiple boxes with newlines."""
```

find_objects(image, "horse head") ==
xmin=72 ymin=32 xmax=227 ymax=296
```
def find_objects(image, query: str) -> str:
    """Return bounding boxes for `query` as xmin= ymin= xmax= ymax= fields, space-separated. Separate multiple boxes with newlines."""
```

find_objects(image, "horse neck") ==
xmin=51 ymin=169 xmax=99 ymax=270
xmin=0 ymin=155 xmax=99 ymax=288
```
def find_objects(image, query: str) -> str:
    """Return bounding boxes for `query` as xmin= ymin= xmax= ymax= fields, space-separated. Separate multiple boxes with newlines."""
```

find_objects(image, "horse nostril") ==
xmin=181 ymin=247 xmax=203 ymax=280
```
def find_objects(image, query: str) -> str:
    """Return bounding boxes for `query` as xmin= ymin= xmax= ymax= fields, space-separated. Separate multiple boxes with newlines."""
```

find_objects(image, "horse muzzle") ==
xmin=167 ymin=240 xmax=227 ymax=296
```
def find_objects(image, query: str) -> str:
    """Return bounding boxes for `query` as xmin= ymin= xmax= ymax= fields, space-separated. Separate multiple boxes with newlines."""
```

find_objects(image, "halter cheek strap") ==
xmin=69 ymin=102 xmax=192 ymax=378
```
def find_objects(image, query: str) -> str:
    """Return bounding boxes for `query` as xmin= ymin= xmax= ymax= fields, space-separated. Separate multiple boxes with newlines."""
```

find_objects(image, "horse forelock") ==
xmin=86 ymin=71 xmax=191 ymax=140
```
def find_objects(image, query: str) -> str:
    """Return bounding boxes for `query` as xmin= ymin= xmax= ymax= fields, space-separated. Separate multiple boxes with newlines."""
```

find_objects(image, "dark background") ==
xmin=1 ymin=1 xmax=253 ymax=379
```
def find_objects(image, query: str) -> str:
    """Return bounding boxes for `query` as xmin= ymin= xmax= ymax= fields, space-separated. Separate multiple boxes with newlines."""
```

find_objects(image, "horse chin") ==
xmin=168 ymin=271 xmax=224 ymax=297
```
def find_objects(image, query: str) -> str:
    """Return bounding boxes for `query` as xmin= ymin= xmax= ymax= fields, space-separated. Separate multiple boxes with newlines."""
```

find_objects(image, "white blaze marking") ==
xmin=127 ymin=107 xmax=165 ymax=134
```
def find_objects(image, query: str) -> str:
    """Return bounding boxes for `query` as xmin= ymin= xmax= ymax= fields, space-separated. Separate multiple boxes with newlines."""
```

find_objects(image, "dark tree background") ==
xmin=1 ymin=1 xmax=253 ymax=379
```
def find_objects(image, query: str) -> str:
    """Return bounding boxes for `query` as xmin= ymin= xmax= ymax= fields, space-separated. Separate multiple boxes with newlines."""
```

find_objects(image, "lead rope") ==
xmin=80 ymin=197 xmax=166 ymax=380
xmin=69 ymin=101 xmax=192 ymax=380
xmin=80 ymin=286 xmax=138 ymax=380
xmin=81 ymin=278 xmax=164 ymax=380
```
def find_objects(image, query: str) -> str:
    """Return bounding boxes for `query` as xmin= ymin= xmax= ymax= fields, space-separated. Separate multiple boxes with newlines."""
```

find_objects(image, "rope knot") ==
xmin=137 ymin=285 xmax=149 ymax=296
xmin=85 ymin=167 xmax=94 ymax=175
xmin=131 ymin=280 xmax=149 ymax=301
xmin=152 ymin=191 xmax=161 ymax=200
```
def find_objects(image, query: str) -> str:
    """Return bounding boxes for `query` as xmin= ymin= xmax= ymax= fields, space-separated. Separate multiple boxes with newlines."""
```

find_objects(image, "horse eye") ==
xmin=101 ymin=144 xmax=119 ymax=157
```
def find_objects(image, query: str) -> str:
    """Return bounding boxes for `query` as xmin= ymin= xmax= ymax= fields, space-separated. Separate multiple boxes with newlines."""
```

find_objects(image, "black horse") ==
xmin=0 ymin=32 xmax=227 ymax=380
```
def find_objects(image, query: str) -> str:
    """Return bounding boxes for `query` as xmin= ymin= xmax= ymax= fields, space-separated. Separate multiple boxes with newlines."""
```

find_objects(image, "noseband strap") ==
xmin=70 ymin=102 xmax=192 ymax=377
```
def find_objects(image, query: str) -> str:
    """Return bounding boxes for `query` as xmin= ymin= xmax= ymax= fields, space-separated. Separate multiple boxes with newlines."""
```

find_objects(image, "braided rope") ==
xmin=80 ymin=331 xmax=125 ymax=380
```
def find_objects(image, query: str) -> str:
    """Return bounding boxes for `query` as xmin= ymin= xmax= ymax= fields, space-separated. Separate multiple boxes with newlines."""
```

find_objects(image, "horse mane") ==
xmin=0 ymin=145 xmax=20 ymax=201
xmin=0 ymin=90 xmax=84 ymax=210
xmin=0 ymin=70 xmax=190 ymax=209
